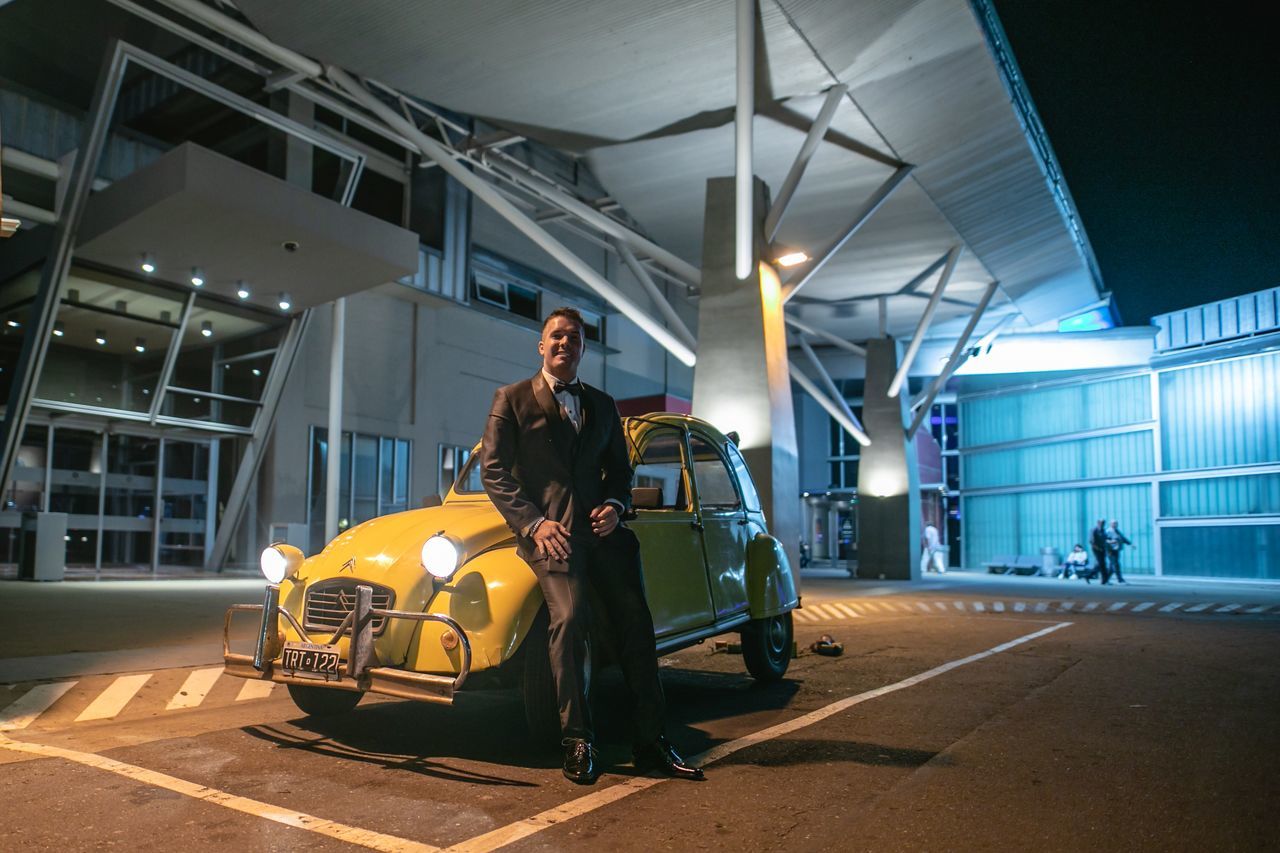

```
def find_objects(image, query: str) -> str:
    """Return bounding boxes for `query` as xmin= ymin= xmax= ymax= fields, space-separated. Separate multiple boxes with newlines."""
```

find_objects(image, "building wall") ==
xmin=959 ymin=349 xmax=1280 ymax=580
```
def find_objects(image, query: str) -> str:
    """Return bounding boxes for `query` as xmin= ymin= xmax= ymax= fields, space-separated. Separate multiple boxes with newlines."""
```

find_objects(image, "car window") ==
xmin=453 ymin=452 xmax=486 ymax=494
xmin=688 ymin=434 xmax=741 ymax=511
xmin=634 ymin=428 xmax=689 ymax=510
xmin=725 ymin=443 xmax=761 ymax=512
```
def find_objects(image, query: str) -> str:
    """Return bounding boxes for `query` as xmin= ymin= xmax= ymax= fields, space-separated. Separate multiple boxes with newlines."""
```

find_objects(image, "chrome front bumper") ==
xmin=223 ymin=583 xmax=472 ymax=705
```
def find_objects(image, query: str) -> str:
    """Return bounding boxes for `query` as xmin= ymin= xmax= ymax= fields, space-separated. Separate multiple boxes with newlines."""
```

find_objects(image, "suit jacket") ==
xmin=480 ymin=371 xmax=633 ymax=574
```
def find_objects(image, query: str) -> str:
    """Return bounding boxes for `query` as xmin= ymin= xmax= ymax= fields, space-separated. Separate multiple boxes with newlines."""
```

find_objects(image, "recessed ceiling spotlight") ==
xmin=190 ymin=267 xmax=205 ymax=287
xmin=200 ymin=320 xmax=213 ymax=338
xmin=236 ymin=281 xmax=251 ymax=300
xmin=277 ymin=292 xmax=292 ymax=311
xmin=52 ymin=321 xmax=65 ymax=337
xmin=5 ymin=318 xmax=19 ymax=328
xmin=251 ymin=368 xmax=262 ymax=377
xmin=95 ymin=330 xmax=107 ymax=346
xmin=140 ymin=253 xmax=156 ymax=274
xmin=134 ymin=337 xmax=146 ymax=353
xmin=775 ymin=250 xmax=809 ymax=268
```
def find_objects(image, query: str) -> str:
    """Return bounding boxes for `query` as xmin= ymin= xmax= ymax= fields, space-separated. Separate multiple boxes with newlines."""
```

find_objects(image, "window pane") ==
xmin=352 ymin=435 xmax=378 ymax=524
xmin=396 ymin=440 xmax=411 ymax=504
xmin=688 ymin=435 xmax=739 ymax=510
xmin=725 ymin=444 xmax=760 ymax=512
xmin=635 ymin=429 xmax=688 ymax=510
xmin=380 ymin=437 xmax=395 ymax=507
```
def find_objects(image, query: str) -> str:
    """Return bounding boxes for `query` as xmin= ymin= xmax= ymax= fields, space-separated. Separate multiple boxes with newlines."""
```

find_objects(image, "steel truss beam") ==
xmin=784 ymin=315 xmax=866 ymax=357
xmin=613 ymin=240 xmax=697 ymax=352
xmin=789 ymin=363 xmax=870 ymax=447
xmin=907 ymin=280 xmax=999 ymax=438
xmin=795 ymin=335 xmax=869 ymax=444
xmin=765 ymin=84 xmax=846 ymax=243
xmin=887 ymin=245 xmax=961 ymax=398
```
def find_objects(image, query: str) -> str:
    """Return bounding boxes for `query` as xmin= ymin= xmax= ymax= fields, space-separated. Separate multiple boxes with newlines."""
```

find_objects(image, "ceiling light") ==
xmin=251 ymin=368 xmax=261 ymax=377
xmin=140 ymin=253 xmax=156 ymax=274
xmin=277 ymin=292 xmax=292 ymax=311
xmin=95 ymin=330 xmax=107 ymax=346
xmin=5 ymin=319 xmax=19 ymax=328
xmin=200 ymin=320 xmax=213 ymax=338
xmin=53 ymin=322 xmax=65 ymax=337
xmin=190 ymin=267 xmax=205 ymax=287
xmin=776 ymin=251 xmax=809 ymax=268
xmin=236 ymin=281 xmax=251 ymax=300
xmin=134 ymin=337 xmax=146 ymax=353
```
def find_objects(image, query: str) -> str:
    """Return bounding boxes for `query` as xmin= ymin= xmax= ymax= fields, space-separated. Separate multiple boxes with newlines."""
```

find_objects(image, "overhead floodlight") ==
xmin=52 ymin=321 xmax=64 ymax=337
xmin=236 ymin=281 xmax=251 ymax=300
xmin=775 ymin=251 xmax=809 ymax=268
xmin=140 ymin=253 xmax=156 ymax=274
xmin=134 ymin=337 xmax=146 ymax=353
xmin=95 ymin=330 xmax=107 ymax=346
xmin=200 ymin=320 xmax=213 ymax=338
xmin=190 ymin=267 xmax=205 ymax=287
xmin=277 ymin=292 xmax=292 ymax=312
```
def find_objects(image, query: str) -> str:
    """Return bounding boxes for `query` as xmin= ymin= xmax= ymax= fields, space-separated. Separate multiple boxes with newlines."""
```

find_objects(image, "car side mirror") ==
xmin=421 ymin=494 xmax=443 ymax=508
xmin=631 ymin=486 xmax=662 ymax=510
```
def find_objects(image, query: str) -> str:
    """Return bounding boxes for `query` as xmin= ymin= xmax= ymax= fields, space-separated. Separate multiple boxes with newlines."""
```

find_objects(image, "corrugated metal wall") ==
xmin=1162 ymin=525 xmax=1280 ymax=580
xmin=964 ymin=430 xmax=1154 ymax=489
xmin=962 ymin=494 xmax=1018 ymax=567
xmin=1161 ymin=352 xmax=1280 ymax=470
xmin=1161 ymin=473 xmax=1280 ymax=517
xmin=1083 ymin=484 xmax=1153 ymax=573
xmin=962 ymin=375 xmax=1150 ymax=447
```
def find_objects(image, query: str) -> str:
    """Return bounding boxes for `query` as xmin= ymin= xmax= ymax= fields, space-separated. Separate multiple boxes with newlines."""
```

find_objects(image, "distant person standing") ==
xmin=1105 ymin=520 xmax=1132 ymax=585
xmin=1090 ymin=519 xmax=1110 ymax=584
xmin=920 ymin=523 xmax=946 ymax=574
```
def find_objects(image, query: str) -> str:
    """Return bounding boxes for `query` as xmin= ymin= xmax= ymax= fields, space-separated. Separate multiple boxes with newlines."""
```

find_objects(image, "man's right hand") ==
xmin=533 ymin=519 xmax=572 ymax=562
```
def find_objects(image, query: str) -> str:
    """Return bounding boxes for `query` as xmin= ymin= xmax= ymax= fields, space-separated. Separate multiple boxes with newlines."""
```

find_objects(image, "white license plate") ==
xmin=281 ymin=642 xmax=343 ymax=678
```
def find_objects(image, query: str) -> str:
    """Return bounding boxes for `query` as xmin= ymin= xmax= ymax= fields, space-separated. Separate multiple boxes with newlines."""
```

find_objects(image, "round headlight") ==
xmin=260 ymin=544 xmax=303 ymax=584
xmin=421 ymin=535 xmax=460 ymax=579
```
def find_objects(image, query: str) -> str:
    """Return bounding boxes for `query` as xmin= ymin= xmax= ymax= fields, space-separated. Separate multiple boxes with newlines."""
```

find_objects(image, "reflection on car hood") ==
xmin=306 ymin=502 xmax=514 ymax=577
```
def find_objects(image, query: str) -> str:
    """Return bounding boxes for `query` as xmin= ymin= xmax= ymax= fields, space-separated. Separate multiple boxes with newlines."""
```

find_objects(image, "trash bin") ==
xmin=1040 ymin=546 xmax=1061 ymax=577
xmin=17 ymin=511 xmax=68 ymax=582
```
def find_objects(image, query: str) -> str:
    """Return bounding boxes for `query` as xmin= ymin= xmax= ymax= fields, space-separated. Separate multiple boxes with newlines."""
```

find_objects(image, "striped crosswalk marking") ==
xmin=1243 ymin=605 xmax=1268 ymax=614
xmin=1034 ymin=602 xmax=1048 ymax=613
xmin=0 ymin=682 xmax=77 ymax=731
xmin=1081 ymin=602 xmax=1099 ymax=612
xmin=235 ymin=680 xmax=276 ymax=701
xmin=1013 ymin=602 xmax=1026 ymax=612
xmin=1108 ymin=602 xmax=1128 ymax=612
xmin=972 ymin=602 xmax=986 ymax=612
xmin=832 ymin=603 xmax=862 ymax=619
xmin=812 ymin=604 xmax=842 ymax=620
xmin=993 ymin=602 xmax=1005 ymax=612
xmin=1058 ymin=602 xmax=1074 ymax=612
xmin=953 ymin=601 xmax=967 ymax=611
xmin=1215 ymin=604 xmax=1241 ymax=613
xmin=933 ymin=602 xmax=948 ymax=611
xmin=857 ymin=601 xmax=880 ymax=613
xmin=1159 ymin=603 xmax=1183 ymax=613
xmin=1132 ymin=602 xmax=1155 ymax=612
xmin=1184 ymin=603 xmax=1212 ymax=613
xmin=916 ymin=602 xmax=933 ymax=613
xmin=75 ymin=674 xmax=151 ymax=722
xmin=793 ymin=608 xmax=817 ymax=622
xmin=166 ymin=667 xmax=223 ymax=711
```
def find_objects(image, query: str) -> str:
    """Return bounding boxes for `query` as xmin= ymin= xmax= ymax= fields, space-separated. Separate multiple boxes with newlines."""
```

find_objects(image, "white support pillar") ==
xmin=735 ymin=0 xmax=755 ymax=280
xmin=324 ymin=298 xmax=345 ymax=544
xmin=887 ymin=245 xmax=961 ymax=398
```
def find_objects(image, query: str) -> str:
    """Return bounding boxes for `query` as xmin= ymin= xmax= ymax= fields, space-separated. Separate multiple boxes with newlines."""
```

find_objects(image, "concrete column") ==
xmin=855 ymin=337 xmax=922 ymax=580
xmin=692 ymin=176 xmax=801 ymax=573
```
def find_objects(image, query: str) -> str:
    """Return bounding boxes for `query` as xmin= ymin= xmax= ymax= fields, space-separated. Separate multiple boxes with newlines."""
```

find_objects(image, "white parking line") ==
xmin=832 ymin=603 xmax=862 ymax=619
xmin=1215 ymin=604 xmax=1241 ymax=613
xmin=236 ymin=680 xmax=277 ymax=701
xmin=1184 ymin=603 xmax=1212 ymax=613
xmin=1132 ymin=602 xmax=1155 ymax=612
xmin=1159 ymin=603 xmax=1183 ymax=613
xmin=166 ymin=668 xmax=224 ymax=711
xmin=1108 ymin=602 xmax=1128 ymax=612
xmin=0 ymin=682 xmax=77 ymax=731
xmin=75 ymin=674 xmax=151 ymax=722
xmin=444 ymin=622 xmax=1073 ymax=853
xmin=0 ymin=733 xmax=440 ymax=852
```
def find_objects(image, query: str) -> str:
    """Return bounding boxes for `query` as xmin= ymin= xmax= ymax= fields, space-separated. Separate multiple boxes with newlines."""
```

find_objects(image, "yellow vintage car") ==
xmin=224 ymin=413 xmax=798 ymax=740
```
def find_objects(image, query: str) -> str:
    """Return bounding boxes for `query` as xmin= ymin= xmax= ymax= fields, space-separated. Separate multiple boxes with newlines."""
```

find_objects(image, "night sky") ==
xmin=991 ymin=1 xmax=1279 ymax=325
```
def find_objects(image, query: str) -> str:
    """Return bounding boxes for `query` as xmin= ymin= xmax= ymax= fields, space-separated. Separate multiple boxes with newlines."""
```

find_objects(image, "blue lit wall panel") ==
xmin=963 ymin=494 xmax=1018 ymax=568
xmin=961 ymin=375 xmax=1150 ymax=448
xmin=1161 ymin=473 xmax=1280 ymax=518
xmin=1161 ymin=352 xmax=1280 ymax=470
xmin=1084 ymin=484 xmax=1154 ymax=573
xmin=1016 ymin=490 xmax=1084 ymax=558
xmin=1161 ymin=525 xmax=1280 ymax=580
xmin=964 ymin=430 xmax=1154 ymax=489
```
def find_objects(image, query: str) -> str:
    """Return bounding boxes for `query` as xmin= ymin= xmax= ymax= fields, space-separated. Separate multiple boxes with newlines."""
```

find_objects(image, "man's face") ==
xmin=539 ymin=316 xmax=584 ymax=378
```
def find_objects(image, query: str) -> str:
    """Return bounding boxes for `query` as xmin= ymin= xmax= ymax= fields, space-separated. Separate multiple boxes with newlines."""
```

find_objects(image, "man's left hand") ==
xmin=589 ymin=503 xmax=619 ymax=537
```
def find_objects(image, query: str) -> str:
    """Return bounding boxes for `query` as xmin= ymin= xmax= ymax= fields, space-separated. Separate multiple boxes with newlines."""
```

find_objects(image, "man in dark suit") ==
xmin=480 ymin=307 xmax=703 ymax=785
xmin=1090 ymin=518 xmax=1110 ymax=584
xmin=1105 ymin=520 xmax=1132 ymax=584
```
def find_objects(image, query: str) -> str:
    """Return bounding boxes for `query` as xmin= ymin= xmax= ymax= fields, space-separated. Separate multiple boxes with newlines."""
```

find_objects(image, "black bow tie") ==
xmin=553 ymin=379 xmax=581 ymax=397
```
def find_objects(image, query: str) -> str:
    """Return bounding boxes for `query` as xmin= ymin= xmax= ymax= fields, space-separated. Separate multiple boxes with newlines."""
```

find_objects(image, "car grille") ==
xmin=304 ymin=579 xmax=395 ymax=637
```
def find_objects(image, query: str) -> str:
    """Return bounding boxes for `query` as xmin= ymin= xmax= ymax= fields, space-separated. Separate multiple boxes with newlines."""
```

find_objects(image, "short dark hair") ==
xmin=542 ymin=306 xmax=585 ymax=334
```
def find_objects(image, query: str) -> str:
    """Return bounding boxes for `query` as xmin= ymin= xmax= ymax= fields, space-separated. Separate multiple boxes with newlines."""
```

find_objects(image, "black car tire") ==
xmin=741 ymin=612 xmax=793 ymax=682
xmin=521 ymin=608 xmax=593 ymax=746
xmin=286 ymin=683 xmax=363 ymax=717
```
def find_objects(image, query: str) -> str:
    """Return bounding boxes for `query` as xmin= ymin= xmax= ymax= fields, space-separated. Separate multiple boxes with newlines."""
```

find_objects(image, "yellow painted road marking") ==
xmin=0 ymin=682 xmax=77 ymax=731
xmin=791 ymin=608 xmax=817 ymax=623
xmin=832 ymin=603 xmax=862 ymax=619
xmin=858 ymin=601 xmax=881 ymax=612
xmin=166 ymin=667 xmax=224 ymax=710
xmin=75 ymin=674 xmax=151 ymax=722
xmin=811 ymin=604 xmax=841 ymax=620
xmin=236 ymin=679 xmax=277 ymax=701
xmin=445 ymin=621 xmax=1073 ymax=853
xmin=0 ymin=733 xmax=439 ymax=852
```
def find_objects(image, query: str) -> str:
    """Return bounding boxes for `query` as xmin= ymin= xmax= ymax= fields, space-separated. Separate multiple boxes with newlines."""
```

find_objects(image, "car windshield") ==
xmin=452 ymin=451 xmax=486 ymax=494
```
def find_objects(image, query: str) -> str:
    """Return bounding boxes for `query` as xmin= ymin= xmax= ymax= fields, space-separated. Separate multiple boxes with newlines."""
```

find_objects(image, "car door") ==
xmin=628 ymin=426 xmax=716 ymax=637
xmin=687 ymin=432 xmax=752 ymax=620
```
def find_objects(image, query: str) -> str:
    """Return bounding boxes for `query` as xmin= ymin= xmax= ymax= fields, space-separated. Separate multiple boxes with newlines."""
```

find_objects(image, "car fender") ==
xmin=745 ymin=532 xmax=799 ymax=619
xmin=407 ymin=546 xmax=545 ymax=674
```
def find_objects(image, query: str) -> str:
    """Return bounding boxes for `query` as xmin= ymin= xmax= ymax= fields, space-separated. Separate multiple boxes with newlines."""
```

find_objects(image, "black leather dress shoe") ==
xmin=633 ymin=737 xmax=705 ymax=780
xmin=563 ymin=739 xmax=599 ymax=784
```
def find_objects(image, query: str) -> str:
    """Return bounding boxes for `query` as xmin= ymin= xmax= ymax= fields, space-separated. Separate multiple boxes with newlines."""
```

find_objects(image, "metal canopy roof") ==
xmin=235 ymin=0 xmax=1101 ymax=346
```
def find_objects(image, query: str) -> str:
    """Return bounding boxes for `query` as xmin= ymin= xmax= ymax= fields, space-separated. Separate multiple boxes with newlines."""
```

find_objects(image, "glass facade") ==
xmin=307 ymin=427 xmax=412 ymax=553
